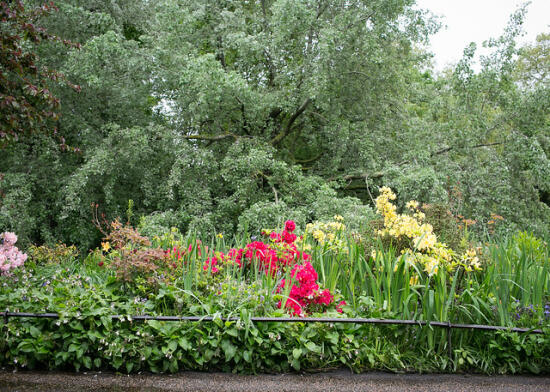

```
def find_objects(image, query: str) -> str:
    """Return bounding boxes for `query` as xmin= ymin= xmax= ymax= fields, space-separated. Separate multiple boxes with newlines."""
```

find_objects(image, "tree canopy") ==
xmin=1 ymin=0 xmax=548 ymax=248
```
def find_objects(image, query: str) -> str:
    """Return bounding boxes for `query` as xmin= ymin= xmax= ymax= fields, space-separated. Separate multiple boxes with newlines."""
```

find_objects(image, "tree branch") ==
xmin=291 ymin=152 xmax=324 ymax=164
xmin=333 ymin=141 xmax=506 ymax=186
xmin=236 ymin=96 xmax=250 ymax=136
xmin=270 ymin=98 xmax=311 ymax=146
xmin=181 ymin=133 xmax=237 ymax=142
xmin=431 ymin=141 xmax=504 ymax=157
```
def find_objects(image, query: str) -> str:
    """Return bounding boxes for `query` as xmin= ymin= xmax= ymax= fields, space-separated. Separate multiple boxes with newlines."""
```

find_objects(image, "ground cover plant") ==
xmin=1 ymin=187 xmax=549 ymax=374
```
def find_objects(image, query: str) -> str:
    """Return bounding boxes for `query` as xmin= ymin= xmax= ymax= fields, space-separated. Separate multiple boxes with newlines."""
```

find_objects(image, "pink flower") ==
xmin=314 ymin=289 xmax=334 ymax=306
xmin=0 ymin=232 xmax=26 ymax=275
xmin=297 ymin=252 xmax=311 ymax=262
xmin=1 ymin=232 xmax=17 ymax=246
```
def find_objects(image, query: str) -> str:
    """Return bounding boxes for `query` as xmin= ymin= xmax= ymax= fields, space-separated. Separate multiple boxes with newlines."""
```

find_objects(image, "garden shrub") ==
xmin=27 ymin=243 xmax=79 ymax=265
xmin=373 ymin=186 xmax=481 ymax=275
xmin=96 ymin=220 xmax=179 ymax=292
xmin=138 ymin=210 xmax=188 ymax=239
xmin=0 ymin=232 xmax=27 ymax=275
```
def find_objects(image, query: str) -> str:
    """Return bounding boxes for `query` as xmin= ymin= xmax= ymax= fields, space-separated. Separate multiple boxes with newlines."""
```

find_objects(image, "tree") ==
xmin=0 ymin=1 xmax=79 ymax=147
xmin=516 ymin=32 xmax=550 ymax=88
xmin=2 ymin=0 xmax=549 ymax=247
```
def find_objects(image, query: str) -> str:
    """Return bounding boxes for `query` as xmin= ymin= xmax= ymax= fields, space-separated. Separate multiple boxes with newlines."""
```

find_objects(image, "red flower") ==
xmin=277 ymin=261 xmax=338 ymax=316
xmin=98 ymin=261 xmax=104 ymax=267
xmin=203 ymin=256 xmax=220 ymax=274
xmin=336 ymin=300 xmax=346 ymax=313
xmin=270 ymin=232 xmax=282 ymax=242
xmin=285 ymin=220 xmax=296 ymax=232
xmin=282 ymin=230 xmax=297 ymax=244
xmin=314 ymin=289 xmax=334 ymax=306
xmin=227 ymin=248 xmax=244 ymax=267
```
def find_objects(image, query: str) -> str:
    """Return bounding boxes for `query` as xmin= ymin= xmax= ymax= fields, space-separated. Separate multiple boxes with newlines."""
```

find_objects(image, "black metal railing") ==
xmin=1 ymin=311 xmax=544 ymax=334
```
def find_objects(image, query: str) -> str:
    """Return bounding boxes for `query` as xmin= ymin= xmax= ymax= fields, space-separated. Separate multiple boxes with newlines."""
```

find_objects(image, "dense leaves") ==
xmin=0 ymin=1 xmax=548 ymax=248
xmin=0 ymin=1 xmax=79 ymax=147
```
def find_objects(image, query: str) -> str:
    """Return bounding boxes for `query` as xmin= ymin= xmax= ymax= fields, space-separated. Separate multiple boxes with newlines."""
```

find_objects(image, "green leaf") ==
xmin=221 ymin=339 xmax=236 ymax=362
xmin=203 ymin=349 xmax=214 ymax=361
xmin=305 ymin=342 xmax=320 ymax=353
xmin=168 ymin=340 xmax=177 ymax=352
xmin=82 ymin=356 xmax=92 ymax=369
xmin=168 ymin=359 xmax=178 ymax=373
xmin=178 ymin=337 xmax=191 ymax=350
xmin=326 ymin=331 xmax=339 ymax=345
xmin=292 ymin=348 xmax=302 ymax=359
xmin=29 ymin=326 xmax=41 ymax=338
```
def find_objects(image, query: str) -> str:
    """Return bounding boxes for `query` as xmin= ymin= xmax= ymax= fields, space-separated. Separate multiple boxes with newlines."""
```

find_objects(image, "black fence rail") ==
xmin=0 ymin=311 xmax=544 ymax=334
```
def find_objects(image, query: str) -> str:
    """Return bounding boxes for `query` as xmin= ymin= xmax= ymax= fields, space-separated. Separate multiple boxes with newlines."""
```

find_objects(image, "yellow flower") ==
xmin=216 ymin=233 xmax=223 ymax=239
xmin=406 ymin=200 xmax=419 ymax=210
xmin=101 ymin=242 xmax=111 ymax=252
xmin=313 ymin=230 xmax=326 ymax=243
xmin=423 ymin=257 xmax=439 ymax=276
xmin=461 ymin=248 xmax=481 ymax=271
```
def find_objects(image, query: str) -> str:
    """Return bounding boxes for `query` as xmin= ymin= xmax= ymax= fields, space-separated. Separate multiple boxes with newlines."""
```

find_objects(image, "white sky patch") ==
xmin=415 ymin=0 xmax=550 ymax=71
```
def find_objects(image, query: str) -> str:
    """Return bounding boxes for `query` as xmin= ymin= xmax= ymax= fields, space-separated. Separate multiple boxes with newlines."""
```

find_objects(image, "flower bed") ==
xmin=1 ymin=187 xmax=549 ymax=374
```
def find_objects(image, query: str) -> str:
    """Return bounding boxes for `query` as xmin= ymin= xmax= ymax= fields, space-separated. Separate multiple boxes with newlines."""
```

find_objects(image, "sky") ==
xmin=415 ymin=0 xmax=550 ymax=70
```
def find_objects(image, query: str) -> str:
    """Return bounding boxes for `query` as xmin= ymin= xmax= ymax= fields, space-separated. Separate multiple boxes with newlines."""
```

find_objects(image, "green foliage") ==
xmin=1 ymin=0 xmax=549 ymax=250
xmin=0 ymin=173 xmax=35 ymax=245
xmin=27 ymin=243 xmax=79 ymax=266
xmin=60 ymin=124 xmax=177 ymax=248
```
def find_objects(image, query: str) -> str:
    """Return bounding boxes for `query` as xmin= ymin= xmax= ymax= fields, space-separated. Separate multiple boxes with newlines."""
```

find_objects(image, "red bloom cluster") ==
xmin=203 ymin=254 xmax=222 ymax=274
xmin=213 ymin=220 xmax=306 ymax=275
xmin=243 ymin=241 xmax=278 ymax=272
xmin=164 ymin=220 xmax=344 ymax=316
xmin=278 ymin=261 xmax=337 ymax=316
xmin=285 ymin=220 xmax=296 ymax=232
xmin=164 ymin=246 xmax=183 ymax=260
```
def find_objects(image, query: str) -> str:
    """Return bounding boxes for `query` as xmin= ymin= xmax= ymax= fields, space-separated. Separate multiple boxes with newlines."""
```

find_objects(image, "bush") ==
xmin=0 ymin=232 xmax=27 ymax=275
xmin=27 ymin=243 xmax=79 ymax=265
